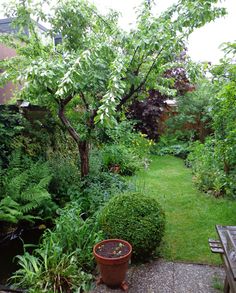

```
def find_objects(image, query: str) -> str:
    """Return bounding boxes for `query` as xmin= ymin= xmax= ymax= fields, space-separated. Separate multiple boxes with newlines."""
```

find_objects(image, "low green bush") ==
xmin=151 ymin=143 xmax=189 ymax=159
xmin=99 ymin=192 xmax=165 ymax=260
xmin=103 ymin=120 xmax=153 ymax=159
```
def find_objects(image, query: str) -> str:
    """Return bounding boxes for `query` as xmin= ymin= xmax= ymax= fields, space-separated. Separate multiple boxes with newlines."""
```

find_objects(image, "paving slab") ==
xmin=90 ymin=259 xmax=225 ymax=293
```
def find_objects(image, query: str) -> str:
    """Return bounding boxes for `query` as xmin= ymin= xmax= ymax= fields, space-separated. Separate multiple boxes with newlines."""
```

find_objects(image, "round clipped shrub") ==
xmin=99 ymin=192 xmax=165 ymax=260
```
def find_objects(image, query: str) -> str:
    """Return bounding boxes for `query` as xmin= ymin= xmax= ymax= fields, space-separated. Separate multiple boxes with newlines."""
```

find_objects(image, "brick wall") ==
xmin=0 ymin=43 xmax=17 ymax=104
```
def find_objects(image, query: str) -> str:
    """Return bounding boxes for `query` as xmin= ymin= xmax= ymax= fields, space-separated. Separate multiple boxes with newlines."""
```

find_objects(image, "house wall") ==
xmin=0 ymin=43 xmax=17 ymax=104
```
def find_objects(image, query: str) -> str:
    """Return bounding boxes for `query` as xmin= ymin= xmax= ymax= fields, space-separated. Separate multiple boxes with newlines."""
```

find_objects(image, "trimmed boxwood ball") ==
xmin=99 ymin=192 xmax=165 ymax=260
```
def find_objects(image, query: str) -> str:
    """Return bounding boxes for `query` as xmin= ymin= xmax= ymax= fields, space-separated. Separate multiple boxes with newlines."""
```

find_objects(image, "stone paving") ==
xmin=90 ymin=259 xmax=225 ymax=293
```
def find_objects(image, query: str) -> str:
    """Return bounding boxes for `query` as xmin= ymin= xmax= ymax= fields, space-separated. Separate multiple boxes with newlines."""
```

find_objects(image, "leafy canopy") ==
xmin=0 ymin=0 xmax=226 ymax=126
xmin=0 ymin=0 xmax=226 ymax=177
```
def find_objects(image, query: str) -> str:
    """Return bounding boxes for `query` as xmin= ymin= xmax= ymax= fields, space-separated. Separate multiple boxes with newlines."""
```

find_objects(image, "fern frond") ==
xmin=20 ymin=187 xmax=51 ymax=203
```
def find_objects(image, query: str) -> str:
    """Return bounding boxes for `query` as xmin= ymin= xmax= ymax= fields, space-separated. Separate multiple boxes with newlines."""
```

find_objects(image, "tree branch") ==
xmin=61 ymin=95 xmax=74 ymax=106
xmin=135 ymin=47 xmax=164 ymax=92
xmin=80 ymin=91 xmax=89 ymax=110
xmin=46 ymin=87 xmax=54 ymax=95
xmin=135 ymin=53 xmax=145 ymax=75
xmin=46 ymin=87 xmax=61 ymax=104
xmin=58 ymin=98 xmax=80 ymax=144
xmin=117 ymin=47 xmax=164 ymax=111
xmin=129 ymin=46 xmax=140 ymax=67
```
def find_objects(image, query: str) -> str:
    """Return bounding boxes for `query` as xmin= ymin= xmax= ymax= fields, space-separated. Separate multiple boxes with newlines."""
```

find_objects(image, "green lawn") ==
xmin=135 ymin=155 xmax=236 ymax=265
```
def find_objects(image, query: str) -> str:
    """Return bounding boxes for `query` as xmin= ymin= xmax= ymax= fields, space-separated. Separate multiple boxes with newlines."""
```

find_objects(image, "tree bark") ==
xmin=58 ymin=98 xmax=90 ymax=177
xmin=79 ymin=141 xmax=90 ymax=177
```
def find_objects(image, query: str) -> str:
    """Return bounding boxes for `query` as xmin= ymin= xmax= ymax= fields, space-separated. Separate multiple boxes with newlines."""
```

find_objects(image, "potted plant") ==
xmin=93 ymin=239 xmax=132 ymax=291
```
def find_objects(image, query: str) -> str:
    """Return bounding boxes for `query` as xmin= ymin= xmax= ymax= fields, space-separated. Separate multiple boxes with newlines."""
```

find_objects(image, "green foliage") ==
xmin=48 ymin=153 xmax=82 ymax=206
xmin=0 ymin=154 xmax=57 ymax=224
xmin=12 ymin=203 xmax=103 ymax=292
xmin=187 ymin=139 xmax=236 ymax=198
xmin=152 ymin=144 xmax=190 ymax=159
xmin=98 ymin=120 xmax=153 ymax=174
xmin=0 ymin=0 xmax=226 ymax=176
xmin=0 ymin=107 xmax=25 ymax=167
xmin=150 ymin=134 xmax=189 ymax=159
xmin=99 ymin=192 xmax=165 ymax=260
xmin=103 ymin=120 xmax=153 ymax=159
xmin=0 ymin=106 xmax=58 ymax=163
xmin=13 ymin=253 xmax=92 ymax=293
xmin=212 ymin=275 xmax=224 ymax=291
xmin=101 ymin=144 xmax=141 ymax=176
xmin=211 ymin=43 xmax=236 ymax=175
xmin=165 ymin=78 xmax=214 ymax=142
xmin=187 ymin=42 xmax=236 ymax=198
xmin=79 ymin=171 xmax=130 ymax=215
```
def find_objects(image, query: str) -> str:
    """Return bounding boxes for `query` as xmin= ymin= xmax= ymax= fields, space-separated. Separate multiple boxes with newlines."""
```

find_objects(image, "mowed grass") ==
xmin=135 ymin=155 xmax=236 ymax=265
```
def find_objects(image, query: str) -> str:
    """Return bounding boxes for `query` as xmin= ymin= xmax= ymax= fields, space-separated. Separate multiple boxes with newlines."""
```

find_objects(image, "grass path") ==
xmin=135 ymin=155 xmax=236 ymax=265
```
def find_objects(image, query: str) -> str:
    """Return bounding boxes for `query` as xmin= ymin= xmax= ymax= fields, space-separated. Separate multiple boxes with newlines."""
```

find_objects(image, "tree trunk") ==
xmin=79 ymin=141 xmax=89 ymax=177
xmin=223 ymin=158 xmax=230 ymax=175
xmin=58 ymin=98 xmax=90 ymax=178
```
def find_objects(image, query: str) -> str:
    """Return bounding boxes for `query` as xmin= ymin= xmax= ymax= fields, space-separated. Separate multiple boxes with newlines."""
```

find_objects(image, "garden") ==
xmin=0 ymin=0 xmax=235 ymax=292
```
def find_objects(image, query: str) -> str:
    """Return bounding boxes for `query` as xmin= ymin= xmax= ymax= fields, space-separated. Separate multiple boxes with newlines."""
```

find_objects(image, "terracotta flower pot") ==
xmin=93 ymin=239 xmax=132 ymax=291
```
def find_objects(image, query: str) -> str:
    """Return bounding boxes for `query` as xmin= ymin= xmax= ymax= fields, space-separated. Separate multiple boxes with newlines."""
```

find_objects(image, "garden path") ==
xmin=92 ymin=155 xmax=231 ymax=292
xmin=91 ymin=259 xmax=225 ymax=293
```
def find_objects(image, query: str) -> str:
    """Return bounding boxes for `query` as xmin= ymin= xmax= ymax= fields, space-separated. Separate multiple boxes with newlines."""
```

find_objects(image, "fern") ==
xmin=0 ymin=196 xmax=41 ymax=223
xmin=0 ymin=196 xmax=24 ymax=223
xmin=1 ymin=160 xmax=56 ymax=224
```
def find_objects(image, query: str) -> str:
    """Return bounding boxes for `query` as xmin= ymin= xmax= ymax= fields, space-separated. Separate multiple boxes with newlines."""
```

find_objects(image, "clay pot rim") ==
xmin=93 ymin=238 xmax=132 ymax=261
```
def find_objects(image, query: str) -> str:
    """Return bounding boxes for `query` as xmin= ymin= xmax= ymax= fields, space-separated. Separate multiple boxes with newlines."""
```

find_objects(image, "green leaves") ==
xmin=0 ymin=0 xmax=228 ymax=176
xmin=95 ymin=52 xmax=126 ymax=125
xmin=187 ymin=41 xmax=236 ymax=198
xmin=0 ymin=159 xmax=56 ymax=224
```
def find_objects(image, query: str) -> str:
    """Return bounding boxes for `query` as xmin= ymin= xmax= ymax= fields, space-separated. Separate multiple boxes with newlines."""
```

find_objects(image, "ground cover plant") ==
xmin=135 ymin=155 xmax=236 ymax=265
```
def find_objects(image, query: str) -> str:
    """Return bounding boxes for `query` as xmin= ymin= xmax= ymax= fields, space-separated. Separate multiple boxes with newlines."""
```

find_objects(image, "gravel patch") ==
xmin=90 ymin=259 xmax=225 ymax=293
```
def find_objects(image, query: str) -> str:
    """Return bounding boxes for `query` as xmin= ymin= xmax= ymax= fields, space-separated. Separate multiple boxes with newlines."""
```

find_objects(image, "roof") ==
xmin=0 ymin=17 xmax=48 ymax=35
xmin=0 ymin=18 xmax=18 ymax=34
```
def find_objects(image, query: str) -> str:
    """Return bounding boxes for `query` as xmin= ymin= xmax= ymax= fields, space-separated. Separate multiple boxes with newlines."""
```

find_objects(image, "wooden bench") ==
xmin=209 ymin=225 xmax=236 ymax=293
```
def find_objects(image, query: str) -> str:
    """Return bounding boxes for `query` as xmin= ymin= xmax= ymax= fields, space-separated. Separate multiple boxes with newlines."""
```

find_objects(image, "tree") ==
xmin=211 ymin=42 xmax=236 ymax=175
xmin=0 ymin=0 xmax=226 ymax=177
xmin=127 ymin=55 xmax=195 ymax=141
xmin=185 ymin=42 xmax=236 ymax=197
xmin=166 ymin=77 xmax=215 ymax=142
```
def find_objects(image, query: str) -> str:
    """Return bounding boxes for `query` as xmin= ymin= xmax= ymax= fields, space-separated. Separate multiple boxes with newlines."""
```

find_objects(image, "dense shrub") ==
xmin=99 ymin=192 xmax=165 ymax=260
xmin=0 ymin=106 xmax=60 ymax=167
xmin=187 ymin=139 xmax=236 ymax=198
xmin=150 ymin=134 xmax=190 ymax=159
xmin=79 ymin=172 xmax=130 ymax=215
xmin=99 ymin=120 xmax=153 ymax=163
xmin=48 ymin=153 xmax=82 ymax=206
xmin=12 ymin=203 xmax=103 ymax=292
xmin=151 ymin=143 xmax=189 ymax=159
xmin=0 ymin=107 xmax=24 ymax=167
xmin=164 ymin=79 xmax=214 ymax=143
xmin=100 ymin=144 xmax=141 ymax=176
